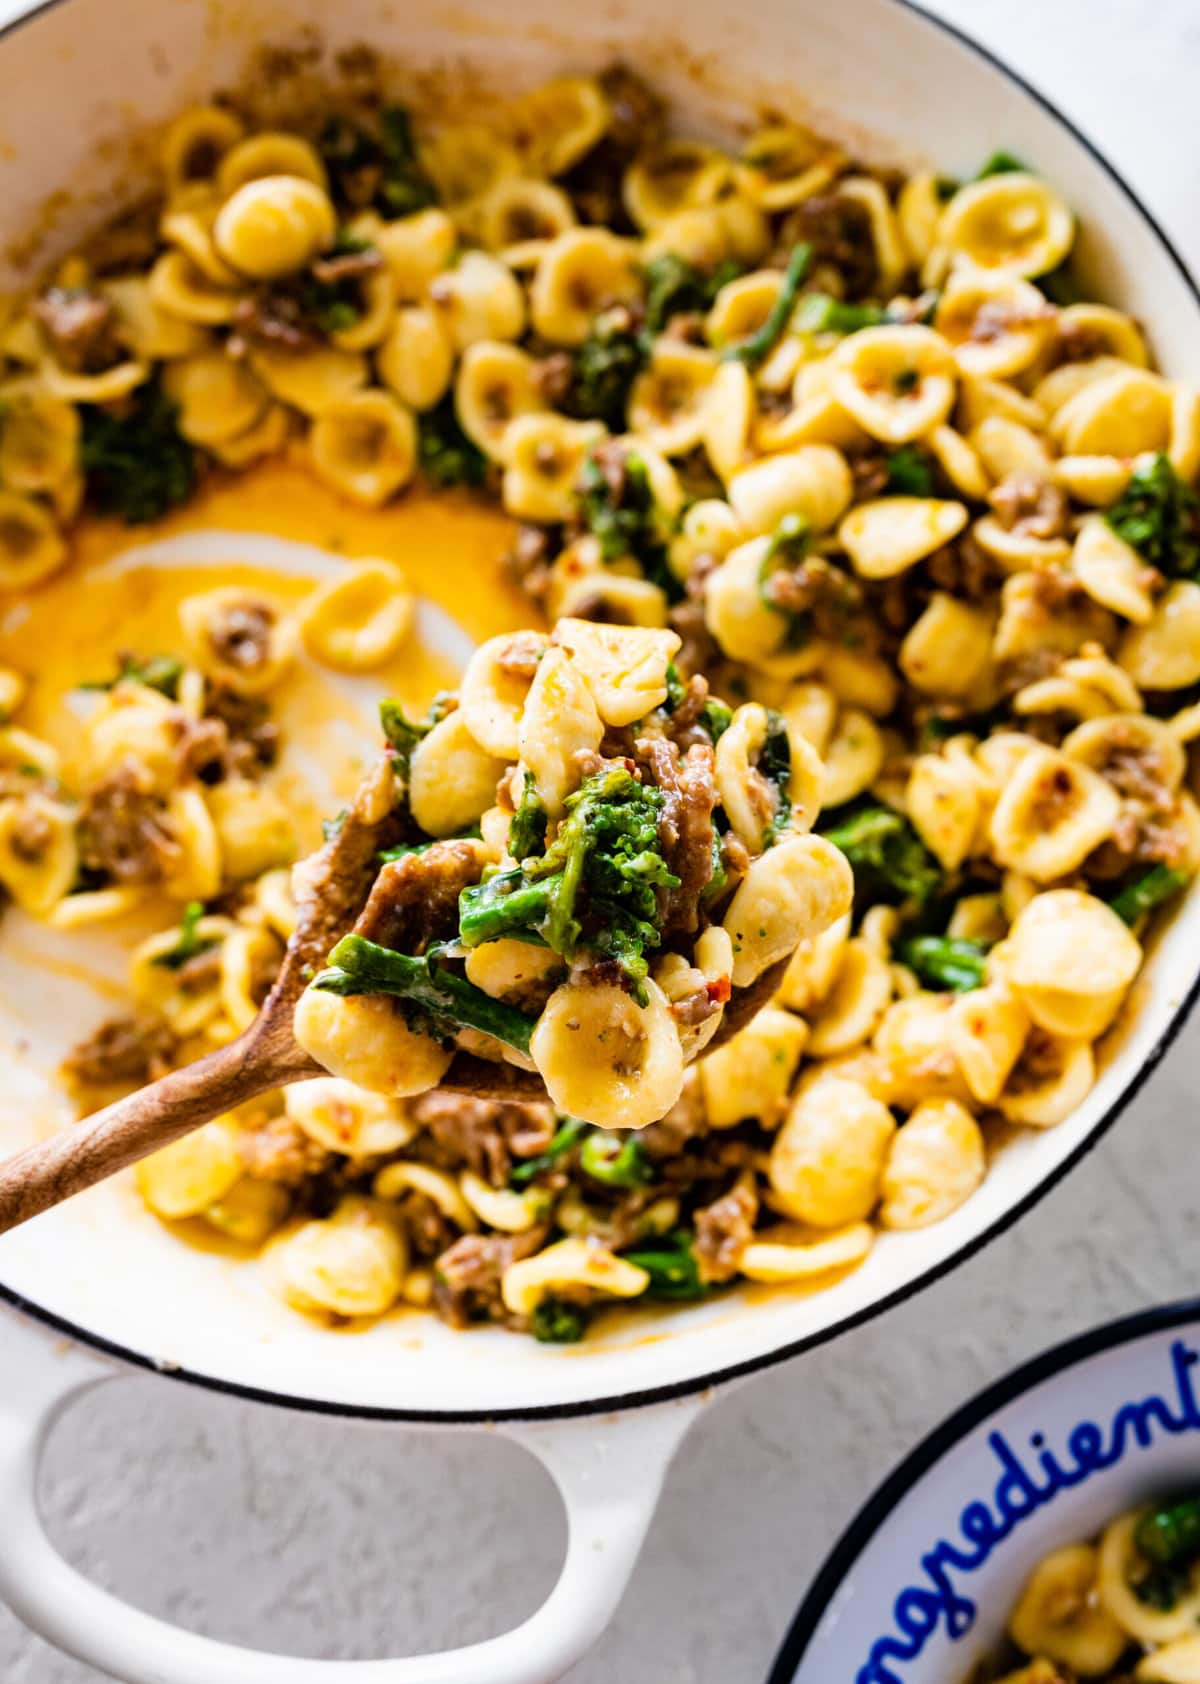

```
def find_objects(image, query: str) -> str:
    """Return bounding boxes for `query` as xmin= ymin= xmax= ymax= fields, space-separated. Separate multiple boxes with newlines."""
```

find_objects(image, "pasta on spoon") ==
xmin=293 ymin=617 xmax=853 ymax=1129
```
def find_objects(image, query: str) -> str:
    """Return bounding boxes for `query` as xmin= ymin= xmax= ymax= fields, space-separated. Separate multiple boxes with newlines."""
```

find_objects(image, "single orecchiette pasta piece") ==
xmin=460 ymin=1170 xmax=548 ymax=1234
xmin=0 ymin=492 xmax=66 ymax=590
xmin=628 ymin=341 xmax=718 ymax=457
xmin=1135 ymin=1635 xmax=1200 ymax=1683
xmin=873 ymin=993 xmax=973 ymax=1111
xmin=217 ymin=921 xmax=282 ymax=1032
xmin=829 ymin=325 xmax=957 ymax=444
xmin=727 ymin=446 xmax=853 ymax=537
xmin=926 ymin=424 xmax=990 ymax=501
xmin=160 ymin=787 xmax=223 ymax=902
xmin=622 ymin=140 xmax=732 ymax=229
xmin=370 ymin=207 xmax=457 ymax=301
xmin=162 ymin=349 xmax=268 ymax=445
xmin=1007 ymin=1542 xmax=1128 ymax=1676
xmin=947 ymin=980 xmax=1030 ymax=1105
xmin=206 ymin=778 xmax=296 ymax=883
xmin=130 ymin=914 xmax=232 ymax=1033
xmin=250 ymin=343 xmax=368 ymax=417
xmin=805 ymin=938 xmax=894 ymax=1059
xmin=501 ymin=413 xmax=605 ymax=521
xmin=838 ymin=496 xmax=968 ymax=580
xmin=465 ymin=937 xmax=564 ymax=1008
xmin=701 ymin=358 xmax=755 ymax=482
xmin=428 ymin=250 xmax=526 ymax=351
xmin=135 ymin=1118 xmax=244 ymax=1220
xmin=714 ymin=701 xmax=820 ymax=849
xmin=373 ymin=1161 xmax=478 ymax=1232
xmin=724 ymin=834 xmax=855 ymax=991
xmin=529 ymin=977 xmax=685 ymax=1130
xmin=516 ymin=643 xmax=604 ymax=817
xmin=934 ymin=272 xmax=1055 ymax=379
xmin=204 ymin=1177 xmax=290 ymax=1245
xmin=1063 ymin=710 xmax=1186 ymax=798
xmin=1119 ymin=582 xmax=1200 ymax=690
xmin=878 ymin=1099 xmax=985 ymax=1231
xmin=551 ymin=618 xmax=680 ymax=728
xmin=454 ymin=341 xmax=546 ymax=463
xmin=1071 ymin=514 xmax=1157 ymax=624
xmin=993 ymin=571 xmax=1116 ymax=667
xmin=409 ymin=714 xmax=507 ymax=837
xmin=906 ymin=749 xmax=983 ymax=873
xmin=508 ymin=74 xmax=609 ymax=176
xmin=999 ymin=1028 xmax=1095 ymax=1128
xmin=769 ymin=1075 xmax=895 ymax=1227
xmin=161 ymin=105 xmax=245 ymax=195
xmin=209 ymin=403 xmax=292 ymax=469
xmin=376 ymin=305 xmax=454 ymax=412
xmin=213 ymin=175 xmax=335 ymax=279
xmin=1051 ymin=367 xmax=1172 ymax=458
xmin=1054 ymin=453 xmax=1135 ymax=506
xmin=178 ymin=586 xmax=298 ymax=697
xmin=293 ymin=987 xmax=454 ymax=1097
xmin=1096 ymin=1511 xmax=1200 ymax=1648
xmin=284 ymin=1077 xmax=416 ymax=1158
xmin=529 ymin=228 xmax=640 ymax=344
xmin=217 ymin=132 xmax=328 ymax=196
xmin=309 ymin=390 xmax=418 ymax=507
xmin=900 ymin=593 xmax=994 ymax=699
xmin=775 ymin=912 xmax=850 ymax=1014
xmin=837 ymin=177 xmax=908 ymax=293
xmin=938 ymin=172 xmax=1073 ymax=276
xmin=1057 ymin=301 xmax=1149 ymax=366
xmin=459 ymin=629 xmax=549 ymax=758
xmin=501 ymin=1236 xmax=649 ymax=1317
xmin=739 ymin=1221 xmax=873 ymax=1284
xmin=819 ymin=708 xmax=884 ymax=809
xmin=0 ymin=385 xmax=79 ymax=493
xmin=987 ymin=744 xmax=1121 ymax=881
xmin=699 ymin=1005 xmax=808 ymax=1130
xmin=0 ymin=793 xmax=78 ymax=915
xmin=272 ymin=1197 xmax=407 ymax=1319
xmin=299 ymin=558 xmax=414 ymax=672
xmin=999 ymin=888 xmax=1142 ymax=1039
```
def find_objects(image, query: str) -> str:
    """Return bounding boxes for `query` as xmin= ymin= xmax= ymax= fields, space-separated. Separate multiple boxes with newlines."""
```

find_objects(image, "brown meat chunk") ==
xmin=641 ymin=1069 xmax=709 ymax=1158
xmin=191 ymin=682 xmax=281 ymax=780
xmin=987 ymin=473 xmax=1068 ymax=540
xmin=432 ymin=1226 xmax=549 ymax=1328
xmin=78 ymin=756 xmax=182 ymax=885
xmin=1088 ymin=721 xmax=1177 ymax=807
xmin=236 ymin=1114 xmax=331 ymax=1186
xmin=354 ymin=838 xmax=487 ymax=956
xmin=409 ymin=1091 xmax=556 ymax=1185
xmin=926 ymin=534 xmax=1003 ymax=600
xmin=230 ymin=290 xmax=314 ymax=354
xmin=694 ymin=1171 xmax=759 ymax=1284
xmin=506 ymin=523 xmax=555 ymax=607
xmin=560 ymin=64 xmax=665 ymax=227
xmin=309 ymin=245 xmax=383 ymax=285
xmin=636 ymin=736 xmax=716 ymax=937
xmin=207 ymin=599 xmax=276 ymax=679
xmin=62 ymin=1013 xmax=178 ymax=1087
xmin=779 ymin=192 xmax=878 ymax=296
xmin=33 ymin=286 xmax=120 ymax=373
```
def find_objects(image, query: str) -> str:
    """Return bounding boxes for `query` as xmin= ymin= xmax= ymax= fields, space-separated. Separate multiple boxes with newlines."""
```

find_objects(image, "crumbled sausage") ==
xmin=62 ymin=1012 xmax=178 ymax=1087
xmin=408 ymin=1090 xmax=556 ymax=1186
xmin=354 ymin=838 xmax=488 ymax=956
xmin=694 ymin=1171 xmax=759 ymax=1283
xmin=431 ymin=1226 xmax=550 ymax=1328
xmin=78 ymin=756 xmax=182 ymax=885
xmin=33 ymin=286 xmax=120 ymax=373
xmin=987 ymin=473 xmax=1068 ymax=540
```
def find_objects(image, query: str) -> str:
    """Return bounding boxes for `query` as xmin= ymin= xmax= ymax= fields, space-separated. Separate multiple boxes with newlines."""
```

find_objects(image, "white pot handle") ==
xmin=0 ymin=1306 xmax=704 ymax=1684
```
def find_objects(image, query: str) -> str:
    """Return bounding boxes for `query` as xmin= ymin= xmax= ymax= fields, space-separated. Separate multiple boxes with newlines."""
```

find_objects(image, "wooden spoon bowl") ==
xmin=0 ymin=763 xmax=788 ymax=1234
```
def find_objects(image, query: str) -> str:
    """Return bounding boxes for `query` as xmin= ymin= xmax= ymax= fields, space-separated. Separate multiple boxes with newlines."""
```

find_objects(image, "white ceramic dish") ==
xmin=0 ymin=1 xmax=1198 ymax=1679
xmin=769 ymin=1301 xmax=1200 ymax=1684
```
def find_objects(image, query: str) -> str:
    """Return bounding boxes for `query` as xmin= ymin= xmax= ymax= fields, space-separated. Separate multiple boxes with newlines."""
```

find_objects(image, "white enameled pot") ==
xmin=768 ymin=1301 xmax=1200 ymax=1684
xmin=0 ymin=1 xmax=1198 ymax=1679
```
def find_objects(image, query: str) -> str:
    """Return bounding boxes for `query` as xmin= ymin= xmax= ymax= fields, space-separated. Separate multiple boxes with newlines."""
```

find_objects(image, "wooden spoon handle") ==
xmin=0 ymin=1032 xmax=282 ymax=1237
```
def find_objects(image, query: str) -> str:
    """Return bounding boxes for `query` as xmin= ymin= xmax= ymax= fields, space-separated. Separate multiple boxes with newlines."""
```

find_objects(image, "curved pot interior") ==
xmin=0 ymin=0 xmax=1198 ymax=1418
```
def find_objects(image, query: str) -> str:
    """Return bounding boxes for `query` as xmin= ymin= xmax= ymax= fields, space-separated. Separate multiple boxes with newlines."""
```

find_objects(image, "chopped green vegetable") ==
xmin=1135 ymin=1563 xmax=1193 ymax=1612
xmin=975 ymin=149 xmax=1027 ymax=178
xmin=700 ymin=697 xmax=733 ymax=744
xmin=1105 ymin=452 xmax=1200 ymax=577
xmin=418 ymin=393 xmax=488 ymax=488
xmin=295 ymin=229 xmax=379 ymax=335
xmin=884 ymin=444 xmax=936 ymax=498
xmin=509 ymin=1116 xmax=589 ymax=1187
xmin=664 ymin=661 xmax=687 ymax=712
xmin=898 ymin=934 xmax=988 ymax=992
xmin=760 ymin=709 xmax=793 ymax=845
xmin=758 ymin=512 xmax=812 ymax=645
xmin=459 ymin=765 xmax=679 ymax=1000
xmin=1136 ymin=1498 xmax=1200 ymax=1568
xmin=621 ymin=1230 xmax=707 ymax=1299
xmin=379 ymin=698 xmax=432 ymax=768
xmin=313 ymin=934 xmax=537 ymax=1055
xmin=577 ymin=446 xmax=678 ymax=599
xmin=793 ymin=293 xmax=885 ymax=336
xmin=722 ymin=242 xmax=812 ymax=368
xmin=509 ymin=773 xmax=548 ymax=862
xmin=820 ymin=801 xmax=942 ymax=907
xmin=81 ymin=381 xmax=195 ymax=525
xmin=1036 ymin=263 xmax=1083 ymax=307
xmin=1108 ymin=864 xmax=1188 ymax=926
xmin=151 ymin=901 xmax=215 ymax=971
xmin=530 ymin=1297 xmax=590 ymax=1343
xmin=565 ymin=317 xmax=644 ymax=430
xmin=378 ymin=105 xmax=439 ymax=216
xmin=378 ymin=824 xmax=480 ymax=863
xmin=79 ymin=652 xmax=184 ymax=699
xmin=580 ymin=1132 xmax=654 ymax=1189
xmin=642 ymin=252 xmax=743 ymax=336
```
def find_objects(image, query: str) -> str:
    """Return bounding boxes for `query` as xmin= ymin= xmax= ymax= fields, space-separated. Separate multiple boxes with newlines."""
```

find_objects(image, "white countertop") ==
xmin=4 ymin=2 xmax=1200 ymax=1679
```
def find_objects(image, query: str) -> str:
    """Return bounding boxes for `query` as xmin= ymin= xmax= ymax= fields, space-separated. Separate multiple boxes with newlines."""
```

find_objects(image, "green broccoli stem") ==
xmin=723 ymin=242 xmax=812 ymax=368
xmin=459 ymin=870 xmax=556 ymax=946
xmin=580 ymin=1132 xmax=654 ymax=1189
xmin=898 ymin=934 xmax=988 ymax=993
xmin=530 ymin=1298 xmax=590 ymax=1343
xmin=1108 ymin=864 xmax=1188 ymax=926
xmin=509 ymin=1116 xmax=589 ymax=1187
xmin=621 ymin=1230 xmax=707 ymax=1299
xmin=313 ymin=934 xmax=536 ymax=1055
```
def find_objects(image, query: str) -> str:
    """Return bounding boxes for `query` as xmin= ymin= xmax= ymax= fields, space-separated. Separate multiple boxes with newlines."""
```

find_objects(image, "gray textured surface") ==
xmin=4 ymin=1 xmax=1200 ymax=1679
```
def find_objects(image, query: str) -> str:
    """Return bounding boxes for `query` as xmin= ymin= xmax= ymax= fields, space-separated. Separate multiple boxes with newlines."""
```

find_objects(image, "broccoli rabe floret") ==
xmin=580 ymin=1131 xmax=654 ymax=1189
xmin=80 ymin=652 xmax=185 ymax=698
xmin=577 ymin=445 xmax=679 ymax=598
xmin=319 ymin=107 xmax=438 ymax=215
xmin=884 ymin=444 xmax=936 ymax=497
xmin=418 ymin=394 xmax=488 ymax=488
xmin=150 ymin=901 xmax=215 ymax=972
xmin=563 ymin=311 xmax=646 ymax=430
xmin=459 ymin=765 xmax=679 ymax=999
xmin=620 ymin=1230 xmax=707 ymax=1299
xmin=80 ymin=381 xmax=195 ymax=524
xmin=530 ymin=1297 xmax=590 ymax=1342
xmin=508 ymin=1116 xmax=589 ymax=1187
xmin=1105 ymin=452 xmax=1200 ymax=577
xmin=642 ymin=252 xmax=743 ymax=336
xmin=378 ymin=698 xmax=432 ymax=768
xmin=819 ymin=801 xmax=942 ymax=908
xmin=1108 ymin=863 xmax=1188 ymax=926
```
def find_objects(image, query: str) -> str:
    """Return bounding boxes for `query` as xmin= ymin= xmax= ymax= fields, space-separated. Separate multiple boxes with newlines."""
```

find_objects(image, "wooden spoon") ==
xmin=0 ymin=759 xmax=786 ymax=1235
